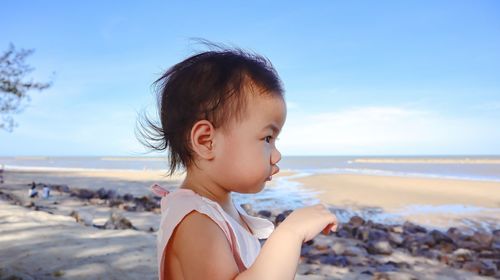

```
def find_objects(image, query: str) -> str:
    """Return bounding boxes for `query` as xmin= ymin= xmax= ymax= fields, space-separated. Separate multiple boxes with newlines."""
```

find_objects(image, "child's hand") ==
xmin=277 ymin=204 xmax=338 ymax=243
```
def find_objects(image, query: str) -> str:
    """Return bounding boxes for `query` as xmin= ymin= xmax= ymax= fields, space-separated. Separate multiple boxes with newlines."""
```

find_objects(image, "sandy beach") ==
xmin=0 ymin=200 xmax=157 ymax=280
xmin=1 ymin=169 xmax=499 ymax=279
xmin=1 ymin=169 xmax=183 ymax=197
xmin=294 ymin=173 xmax=500 ymax=209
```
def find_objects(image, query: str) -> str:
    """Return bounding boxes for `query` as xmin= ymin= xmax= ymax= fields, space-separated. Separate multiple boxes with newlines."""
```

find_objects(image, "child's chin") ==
xmin=242 ymin=183 xmax=266 ymax=194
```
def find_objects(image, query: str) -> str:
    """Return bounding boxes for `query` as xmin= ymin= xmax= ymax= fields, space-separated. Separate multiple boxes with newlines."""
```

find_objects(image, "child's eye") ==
xmin=264 ymin=136 xmax=272 ymax=143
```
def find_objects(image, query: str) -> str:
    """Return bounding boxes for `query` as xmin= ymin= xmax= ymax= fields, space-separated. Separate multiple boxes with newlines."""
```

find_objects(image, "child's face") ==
xmin=212 ymin=93 xmax=286 ymax=194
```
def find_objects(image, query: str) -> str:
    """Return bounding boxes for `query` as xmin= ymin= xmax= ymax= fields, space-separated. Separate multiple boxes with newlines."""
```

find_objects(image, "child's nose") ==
xmin=271 ymin=147 xmax=281 ymax=165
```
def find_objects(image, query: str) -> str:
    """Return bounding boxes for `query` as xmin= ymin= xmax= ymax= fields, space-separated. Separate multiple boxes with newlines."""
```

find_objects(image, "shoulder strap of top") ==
xmin=151 ymin=183 xmax=169 ymax=197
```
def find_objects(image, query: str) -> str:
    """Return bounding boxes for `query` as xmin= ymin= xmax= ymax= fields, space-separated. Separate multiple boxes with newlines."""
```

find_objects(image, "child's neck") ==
xmin=180 ymin=170 xmax=234 ymax=211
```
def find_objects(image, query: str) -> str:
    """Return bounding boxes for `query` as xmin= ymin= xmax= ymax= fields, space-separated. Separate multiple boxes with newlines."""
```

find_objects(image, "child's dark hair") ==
xmin=136 ymin=43 xmax=284 ymax=176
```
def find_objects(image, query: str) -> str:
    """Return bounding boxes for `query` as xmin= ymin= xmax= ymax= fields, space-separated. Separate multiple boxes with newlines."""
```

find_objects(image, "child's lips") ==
xmin=267 ymin=165 xmax=279 ymax=181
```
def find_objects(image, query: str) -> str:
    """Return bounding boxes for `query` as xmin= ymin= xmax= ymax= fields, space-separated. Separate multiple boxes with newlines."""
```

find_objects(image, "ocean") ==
xmin=1 ymin=155 xmax=500 ymax=182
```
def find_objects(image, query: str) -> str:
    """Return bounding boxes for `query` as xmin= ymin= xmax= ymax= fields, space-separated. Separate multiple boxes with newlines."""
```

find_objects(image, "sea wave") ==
xmin=353 ymin=158 xmax=500 ymax=164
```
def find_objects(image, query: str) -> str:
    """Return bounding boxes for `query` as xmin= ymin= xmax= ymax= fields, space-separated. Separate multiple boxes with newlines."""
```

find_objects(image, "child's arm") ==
xmin=238 ymin=204 xmax=337 ymax=280
xmin=236 ymin=224 xmax=303 ymax=280
xmin=169 ymin=205 xmax=336 ymax=280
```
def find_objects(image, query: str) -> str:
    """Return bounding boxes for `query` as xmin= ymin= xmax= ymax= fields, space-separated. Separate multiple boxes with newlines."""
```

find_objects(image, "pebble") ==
xmin=71 ymin=189 xmax=95 ymax=200
xmin=257 ymin=210 xmax=272 ymax=218
xmin=389 ymin=232 xmax=404 ymax=246
xmin=403 ymin=221 xmax=427 ymax=234
xmin=366 ymin=241 xmax=393 ymax=255
xmin=429 ymin=229 xmax=454 ymax=245
xmin=451 ymin=248 xmax=474 ymax=262
xmin=471 ymin=232 xmax=493 ymax=249
xmin=69 ymin=210 xmax=93 ymax=226
xmin=349 ymin=215 xmax=365 ymax=227
xmin=104 ymin=212 xmax=135 ymax=230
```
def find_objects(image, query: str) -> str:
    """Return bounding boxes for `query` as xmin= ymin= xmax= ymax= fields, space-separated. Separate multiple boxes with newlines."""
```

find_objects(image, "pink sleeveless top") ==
xmin=152 ymin=185 xmax=275 ymax=280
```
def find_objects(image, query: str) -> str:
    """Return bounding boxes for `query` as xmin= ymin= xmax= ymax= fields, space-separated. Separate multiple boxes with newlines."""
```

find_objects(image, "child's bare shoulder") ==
xmin=166 ymin=210 xmax=240 ymax=280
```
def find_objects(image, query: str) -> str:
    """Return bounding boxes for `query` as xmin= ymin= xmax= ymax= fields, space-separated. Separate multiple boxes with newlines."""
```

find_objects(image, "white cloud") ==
xmin=1 ymin=103 xmax=147 ymax=156
xmin=278 ymin=106 xmax=500 ymax=155
xmin=3 ymin=102 xmax=499 ymax=156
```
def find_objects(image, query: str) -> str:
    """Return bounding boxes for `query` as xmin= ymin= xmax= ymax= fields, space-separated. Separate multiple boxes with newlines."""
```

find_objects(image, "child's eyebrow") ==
xmin=263 ymin=124 xmax=281 ymax=134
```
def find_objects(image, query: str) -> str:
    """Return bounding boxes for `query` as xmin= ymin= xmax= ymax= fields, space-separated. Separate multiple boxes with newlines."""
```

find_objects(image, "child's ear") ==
xmin=190 ymin=120 xmax=215 ymax=160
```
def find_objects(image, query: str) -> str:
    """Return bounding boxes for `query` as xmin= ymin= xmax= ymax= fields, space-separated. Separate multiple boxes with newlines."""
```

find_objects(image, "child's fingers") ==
xmin=321 ymin=225 xmax=330 ymax=235
xmin=331 ymin=222 xmax=338 ymax=232
xmin=321 ymin=213 xmax=339 ymax=235
xmin=321 ymin=222 xmax=337 ymax=235
xmin=314 ymin=203 xmax=339 ymax=235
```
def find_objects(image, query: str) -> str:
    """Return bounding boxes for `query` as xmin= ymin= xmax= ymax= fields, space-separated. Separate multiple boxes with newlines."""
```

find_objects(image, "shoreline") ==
xmin=288 ymin=173 xmax=500 ymax=232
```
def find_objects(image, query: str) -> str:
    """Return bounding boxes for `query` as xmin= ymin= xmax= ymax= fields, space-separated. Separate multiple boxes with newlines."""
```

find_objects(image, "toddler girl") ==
xmin=139 ymin=44 xmax=338 ymax=280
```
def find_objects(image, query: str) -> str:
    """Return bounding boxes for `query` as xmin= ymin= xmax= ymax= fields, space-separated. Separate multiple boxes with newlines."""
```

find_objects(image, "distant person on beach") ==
xmin=42 ymin=185 xmax=50 ymax=199
xmin=0 ymin=164 xmax=4 ymax=184
xmin=139 ymin=43 xmax=338 ymax=280
xmin=29 ymin=182 xmax=38 ymax=198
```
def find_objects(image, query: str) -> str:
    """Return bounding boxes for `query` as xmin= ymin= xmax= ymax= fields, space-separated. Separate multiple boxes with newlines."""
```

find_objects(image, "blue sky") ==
xmin=1 ymin=1 xmax=499 ymax=156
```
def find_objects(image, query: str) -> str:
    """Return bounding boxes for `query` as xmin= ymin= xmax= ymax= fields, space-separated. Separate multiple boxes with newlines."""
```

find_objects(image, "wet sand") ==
xmin=292 ymin=173 xmax=500 ymax=209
